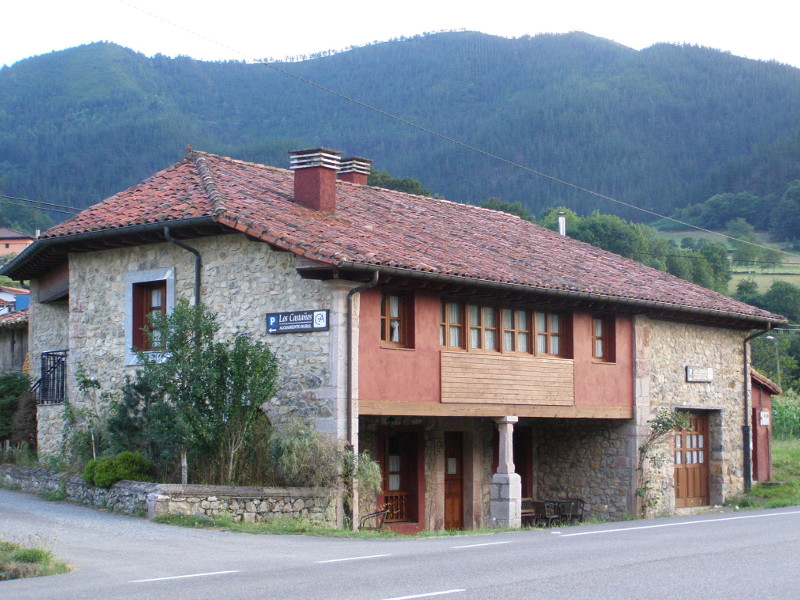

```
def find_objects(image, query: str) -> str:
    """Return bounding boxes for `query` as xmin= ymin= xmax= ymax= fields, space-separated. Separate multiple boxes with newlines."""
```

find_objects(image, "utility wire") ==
xmin=0 ymin=196 xmax=81 ymax=216
xmin=117 ymin=0 xmax=800 ymax=262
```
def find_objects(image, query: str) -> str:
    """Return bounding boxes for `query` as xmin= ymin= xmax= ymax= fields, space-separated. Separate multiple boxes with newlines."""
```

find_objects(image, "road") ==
xmin=2 ymin=488 xmax=799 ymax=599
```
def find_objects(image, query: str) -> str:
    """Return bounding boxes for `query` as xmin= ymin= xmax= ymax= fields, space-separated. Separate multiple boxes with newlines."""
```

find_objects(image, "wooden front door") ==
xmin=444 ymin=432 xmax=463 ymax=530
xmin=674 ymin=412 xmax=710 ymax=508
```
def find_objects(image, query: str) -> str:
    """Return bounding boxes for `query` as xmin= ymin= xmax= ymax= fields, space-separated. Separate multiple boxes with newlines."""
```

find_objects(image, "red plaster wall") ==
xmin=358 ymin=289 xmax=634 ymax=409
xmin=359 ymin=289 xmax=441 ymax=404
xmin=572 ymin=313 xmax=634 ymax=407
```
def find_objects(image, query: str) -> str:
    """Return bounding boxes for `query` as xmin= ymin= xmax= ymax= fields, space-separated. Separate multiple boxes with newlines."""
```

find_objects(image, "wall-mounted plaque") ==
xmin=686 ymin=366 xmax=713 ymax=383
xmin=267 ymin=309 xmax=329 ymax=334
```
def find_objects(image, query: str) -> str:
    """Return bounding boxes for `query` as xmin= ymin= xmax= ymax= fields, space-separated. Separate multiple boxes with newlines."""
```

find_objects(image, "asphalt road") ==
xmin=2 ymin=488 xmax=800 ymax=599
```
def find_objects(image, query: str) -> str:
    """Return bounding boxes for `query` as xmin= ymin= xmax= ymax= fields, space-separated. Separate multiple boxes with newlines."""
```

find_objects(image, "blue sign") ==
xmin=267 ymin=309 xmax=329 ymax=334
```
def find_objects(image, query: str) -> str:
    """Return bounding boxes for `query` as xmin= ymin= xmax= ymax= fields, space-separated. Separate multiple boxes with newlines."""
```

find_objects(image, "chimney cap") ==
xmin=289 ymin=148 xmax=342 ymax=170
xmin=339 ymin=156 xmax=373 ymax=175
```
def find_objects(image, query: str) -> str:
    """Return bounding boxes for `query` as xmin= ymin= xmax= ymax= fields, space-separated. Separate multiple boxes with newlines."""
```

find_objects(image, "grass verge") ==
xmin=727 ymin=438 xmax=800 ymax=509
xmin=0 ymin=540 xmax=69 ymax=581
xmin=152 ymin=513 xmax=525 ymax=538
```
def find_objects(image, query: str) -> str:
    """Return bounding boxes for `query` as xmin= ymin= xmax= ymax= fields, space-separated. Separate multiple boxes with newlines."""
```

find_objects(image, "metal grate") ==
xmin=31 ymin=350 xmax=68 ymax=405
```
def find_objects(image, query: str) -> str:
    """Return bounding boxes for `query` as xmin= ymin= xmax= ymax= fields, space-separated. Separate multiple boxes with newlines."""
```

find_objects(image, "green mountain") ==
xmin=2 ymin=31 xmax=800 ymax=231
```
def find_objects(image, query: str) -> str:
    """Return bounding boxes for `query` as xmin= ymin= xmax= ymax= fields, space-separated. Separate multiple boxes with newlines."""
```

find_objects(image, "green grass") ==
xmin=0 ymin=540 xmax=69 ymax=581
xmin=728 ymin=438 xmax=800 ymax=509
xmin=151 ymin=513 xmax=405 ymax=538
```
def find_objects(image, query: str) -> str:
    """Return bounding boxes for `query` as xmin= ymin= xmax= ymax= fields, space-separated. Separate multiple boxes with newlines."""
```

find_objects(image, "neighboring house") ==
xmin=751 ymin=368 xmax=781 ymax=483
xmin=0 ymin=308 xmax=28 ymax=372
xmin=0 ymin=227 xmax=34 ymax=255
xmin=0 ymin=148 xmax=786 ymax=531
xmin=0 ymin=285 xmax=30 ymax=315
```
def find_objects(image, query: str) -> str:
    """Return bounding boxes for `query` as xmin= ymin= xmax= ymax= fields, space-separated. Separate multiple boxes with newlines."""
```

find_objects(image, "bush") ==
xmin=0 ymin=372 xmax=29 ymax=443
xmin=83 ymin=452 xmax=154 ymax=488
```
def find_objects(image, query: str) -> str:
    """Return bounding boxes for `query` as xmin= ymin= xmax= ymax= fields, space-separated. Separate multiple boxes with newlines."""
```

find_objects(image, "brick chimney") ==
xmin=338 ymin=156 xmax=372 ymax=185
xmin=289 ymin=148 xmax=342 ymax=211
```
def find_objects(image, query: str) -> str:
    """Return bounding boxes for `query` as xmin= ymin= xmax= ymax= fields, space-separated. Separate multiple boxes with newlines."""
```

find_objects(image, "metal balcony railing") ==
xmin=31 ymin=350 xmax=68 ymax=405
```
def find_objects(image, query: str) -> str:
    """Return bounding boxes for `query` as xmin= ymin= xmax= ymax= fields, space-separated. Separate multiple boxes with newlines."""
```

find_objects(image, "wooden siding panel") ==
xmin=440 ymin=351 xmax=574 ymax=405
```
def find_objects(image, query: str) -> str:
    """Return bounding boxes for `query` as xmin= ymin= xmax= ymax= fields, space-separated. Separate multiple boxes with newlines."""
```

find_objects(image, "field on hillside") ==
xmin=659 ymin=230 xmax=800 ymax=291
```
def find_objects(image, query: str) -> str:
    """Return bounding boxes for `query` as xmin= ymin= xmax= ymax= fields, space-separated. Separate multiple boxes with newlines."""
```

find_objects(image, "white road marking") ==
xmin=316 ymin=553 xmax=391 ymax=563
xmin=382 ymin=589 xmax=466 ymax=600
xmin=131 ymin=570 xmax=240 ymax=583
xmin=556 ymin=509 xmax=800 ymax=538
xmin=451 ymin=541 xmax=511 ymax=549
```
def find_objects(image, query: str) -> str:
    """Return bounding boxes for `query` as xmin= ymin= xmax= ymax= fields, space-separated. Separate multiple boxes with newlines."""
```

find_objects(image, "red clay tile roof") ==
xmin=0 ymin=227 xmax=33 ymax=240
xmin=0 ymin=308 xmax=28 ymax=329
xmin=0 ymin=286 xmax=29 ymax=295
xmin=35 ymin=151 xmax=785 ymax=324
xmin=751 ymin=368 xmax=782 ymax=395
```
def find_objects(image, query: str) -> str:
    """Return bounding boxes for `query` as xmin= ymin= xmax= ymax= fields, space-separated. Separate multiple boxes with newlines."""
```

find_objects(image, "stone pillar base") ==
xmin=490 ymin=472 xmax=521 ymax=528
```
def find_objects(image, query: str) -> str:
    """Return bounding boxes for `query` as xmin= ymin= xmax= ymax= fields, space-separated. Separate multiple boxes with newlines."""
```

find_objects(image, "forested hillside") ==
xmin=2 ymin=31 xmax=800 ymax=232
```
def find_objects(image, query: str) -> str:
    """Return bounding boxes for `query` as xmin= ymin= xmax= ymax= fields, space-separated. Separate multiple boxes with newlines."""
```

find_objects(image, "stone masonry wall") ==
xmin=28 ymin=281 xmax=69 ymax=456
xmin=33 ymin=233 xmax=353 ymax=454
xmin=634 ymin=316 xmax=747 ymax=514
xmin=532 ymin=419 xmax=637 ymax=521
xmin=1 ymin=464 xmax=335 ymax=524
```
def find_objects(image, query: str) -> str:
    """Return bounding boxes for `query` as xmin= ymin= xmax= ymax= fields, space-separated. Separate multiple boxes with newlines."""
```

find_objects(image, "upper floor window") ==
xmin=440 ymin=300 xmax=568 ymax=357
xmin=381 ymin=294 xmax=410 ymax=347
xmin=592 ymin=316 xmax=615 ymax=362
xmin=535 ymin=312 xmax=562 ymax=356
xmin=133 ymin=281 xmax=167 ymax=351
xmin=440 ymin=301 xmax=464 ymax=348
xmin=125 ymin=267 xmax=175 ymax=365
xmin=468 ymin=305 xmax=498 ymax=351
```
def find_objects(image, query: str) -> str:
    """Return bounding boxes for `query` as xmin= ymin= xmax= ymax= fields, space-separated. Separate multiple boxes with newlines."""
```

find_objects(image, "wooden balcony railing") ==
xmin=384 ymin=491 xmax=409 ymax=522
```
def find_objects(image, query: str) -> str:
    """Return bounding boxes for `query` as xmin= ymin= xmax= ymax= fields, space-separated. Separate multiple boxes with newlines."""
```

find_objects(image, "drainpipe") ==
xmin=164 ymin=227 xmax=201 ymax=305
xmin=346 ymin=270 xmax=379 ymax=528
xmin=743 ymin=327 xmax=772 ymax=492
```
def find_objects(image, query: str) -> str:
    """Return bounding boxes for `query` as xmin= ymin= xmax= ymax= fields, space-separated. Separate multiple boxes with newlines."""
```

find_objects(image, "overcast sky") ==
xmin=4 ymin=0 xmax=800 ymax=69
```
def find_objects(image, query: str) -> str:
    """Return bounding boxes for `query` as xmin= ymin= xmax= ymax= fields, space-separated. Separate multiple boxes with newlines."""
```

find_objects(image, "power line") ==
xmin=0 ymin=194 xmax=83 ymax=212
xmin=118 ymin=0 xmax=800 ymax=263
xmin=0 ymin=196 xmax=81 ymax=216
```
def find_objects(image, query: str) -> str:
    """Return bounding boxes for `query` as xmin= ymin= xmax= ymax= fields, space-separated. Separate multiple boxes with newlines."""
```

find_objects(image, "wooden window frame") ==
xmin=440 ymin=300 xmax=569 ymax=359
xmin=534 ymin=311 xmax=565 ymax=357
xmin=381 ymin=293 xmax=413 ymax=348
xmin=124 ymin=267 xmax=174 ymax=365
xmin=132 ymin=280 xmax=167 ymax=351
xmin=592 ymin=316 xmax=615 ymax=362
xmin=501 ymin=308 xmax=533 ymax=354
xmin=440 ymin=300 xmax=465 ymax=349
xmin=467 ymin=304 xmax=499 ymax=351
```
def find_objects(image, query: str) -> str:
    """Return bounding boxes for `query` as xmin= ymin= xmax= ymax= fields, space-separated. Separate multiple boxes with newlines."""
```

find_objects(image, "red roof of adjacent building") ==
xmin=10 ymin=151 xmax=786 ymax=325
xmin=0 ymin=308 xmax=28 ymax=329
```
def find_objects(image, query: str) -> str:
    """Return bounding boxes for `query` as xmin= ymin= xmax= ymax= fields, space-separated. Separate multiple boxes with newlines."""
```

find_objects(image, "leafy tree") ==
xmin=109 ymin=299 xmax=279 ymax=484
xmin=761 ymin=281 xmax=800 ymax=323
xmin=368 ymin=169 xmax=434 ymax=196
xmin=480 ymin=198 xmax=535 ymax=222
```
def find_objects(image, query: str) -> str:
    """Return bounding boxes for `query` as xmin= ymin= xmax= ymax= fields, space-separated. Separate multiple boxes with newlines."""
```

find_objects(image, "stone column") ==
xmin=490 ymin=416 xmax=521 ymax=528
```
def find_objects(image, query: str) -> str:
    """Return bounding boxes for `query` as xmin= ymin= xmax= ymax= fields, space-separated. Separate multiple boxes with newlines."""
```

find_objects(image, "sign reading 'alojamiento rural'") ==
xmin=267 ymin=309 xmax=329 ymax=334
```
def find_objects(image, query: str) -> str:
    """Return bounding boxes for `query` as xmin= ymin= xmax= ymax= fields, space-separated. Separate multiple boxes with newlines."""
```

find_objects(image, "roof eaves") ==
xmin=338 ymin=261 xmax=786 ymax=327
xmin=0 ymin=216 xmax=220 ymax=280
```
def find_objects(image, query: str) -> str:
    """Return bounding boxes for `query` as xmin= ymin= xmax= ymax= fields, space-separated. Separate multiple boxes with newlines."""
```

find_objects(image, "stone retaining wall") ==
xmin=1 ymin=465 xmax=335 ymax=524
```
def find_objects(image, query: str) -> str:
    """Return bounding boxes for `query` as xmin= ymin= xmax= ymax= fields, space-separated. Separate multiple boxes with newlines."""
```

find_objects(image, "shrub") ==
xmin=83 ymin=452 xmax=154 ymax=488
xmin=0 ymin=372 xmax=29 ymax=443
xmin=113 ymin=451 xmax=155 ymax=482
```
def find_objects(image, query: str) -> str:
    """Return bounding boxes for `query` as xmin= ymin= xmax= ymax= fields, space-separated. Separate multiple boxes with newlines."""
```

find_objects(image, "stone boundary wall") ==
xmin=0 ymin=465 xmax=335 ymax=524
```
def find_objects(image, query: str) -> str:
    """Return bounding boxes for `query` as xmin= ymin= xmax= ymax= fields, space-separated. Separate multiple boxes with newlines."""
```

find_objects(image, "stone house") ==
xmin=0 ymin=148 xmax=785 ymax=531
xmin=0 ymin=308 xmax=28 ymax=372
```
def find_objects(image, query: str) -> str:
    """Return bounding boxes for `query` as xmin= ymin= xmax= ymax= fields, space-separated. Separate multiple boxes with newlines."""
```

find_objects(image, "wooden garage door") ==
xmin=674 ymin=412 xmax=709 ymax=508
